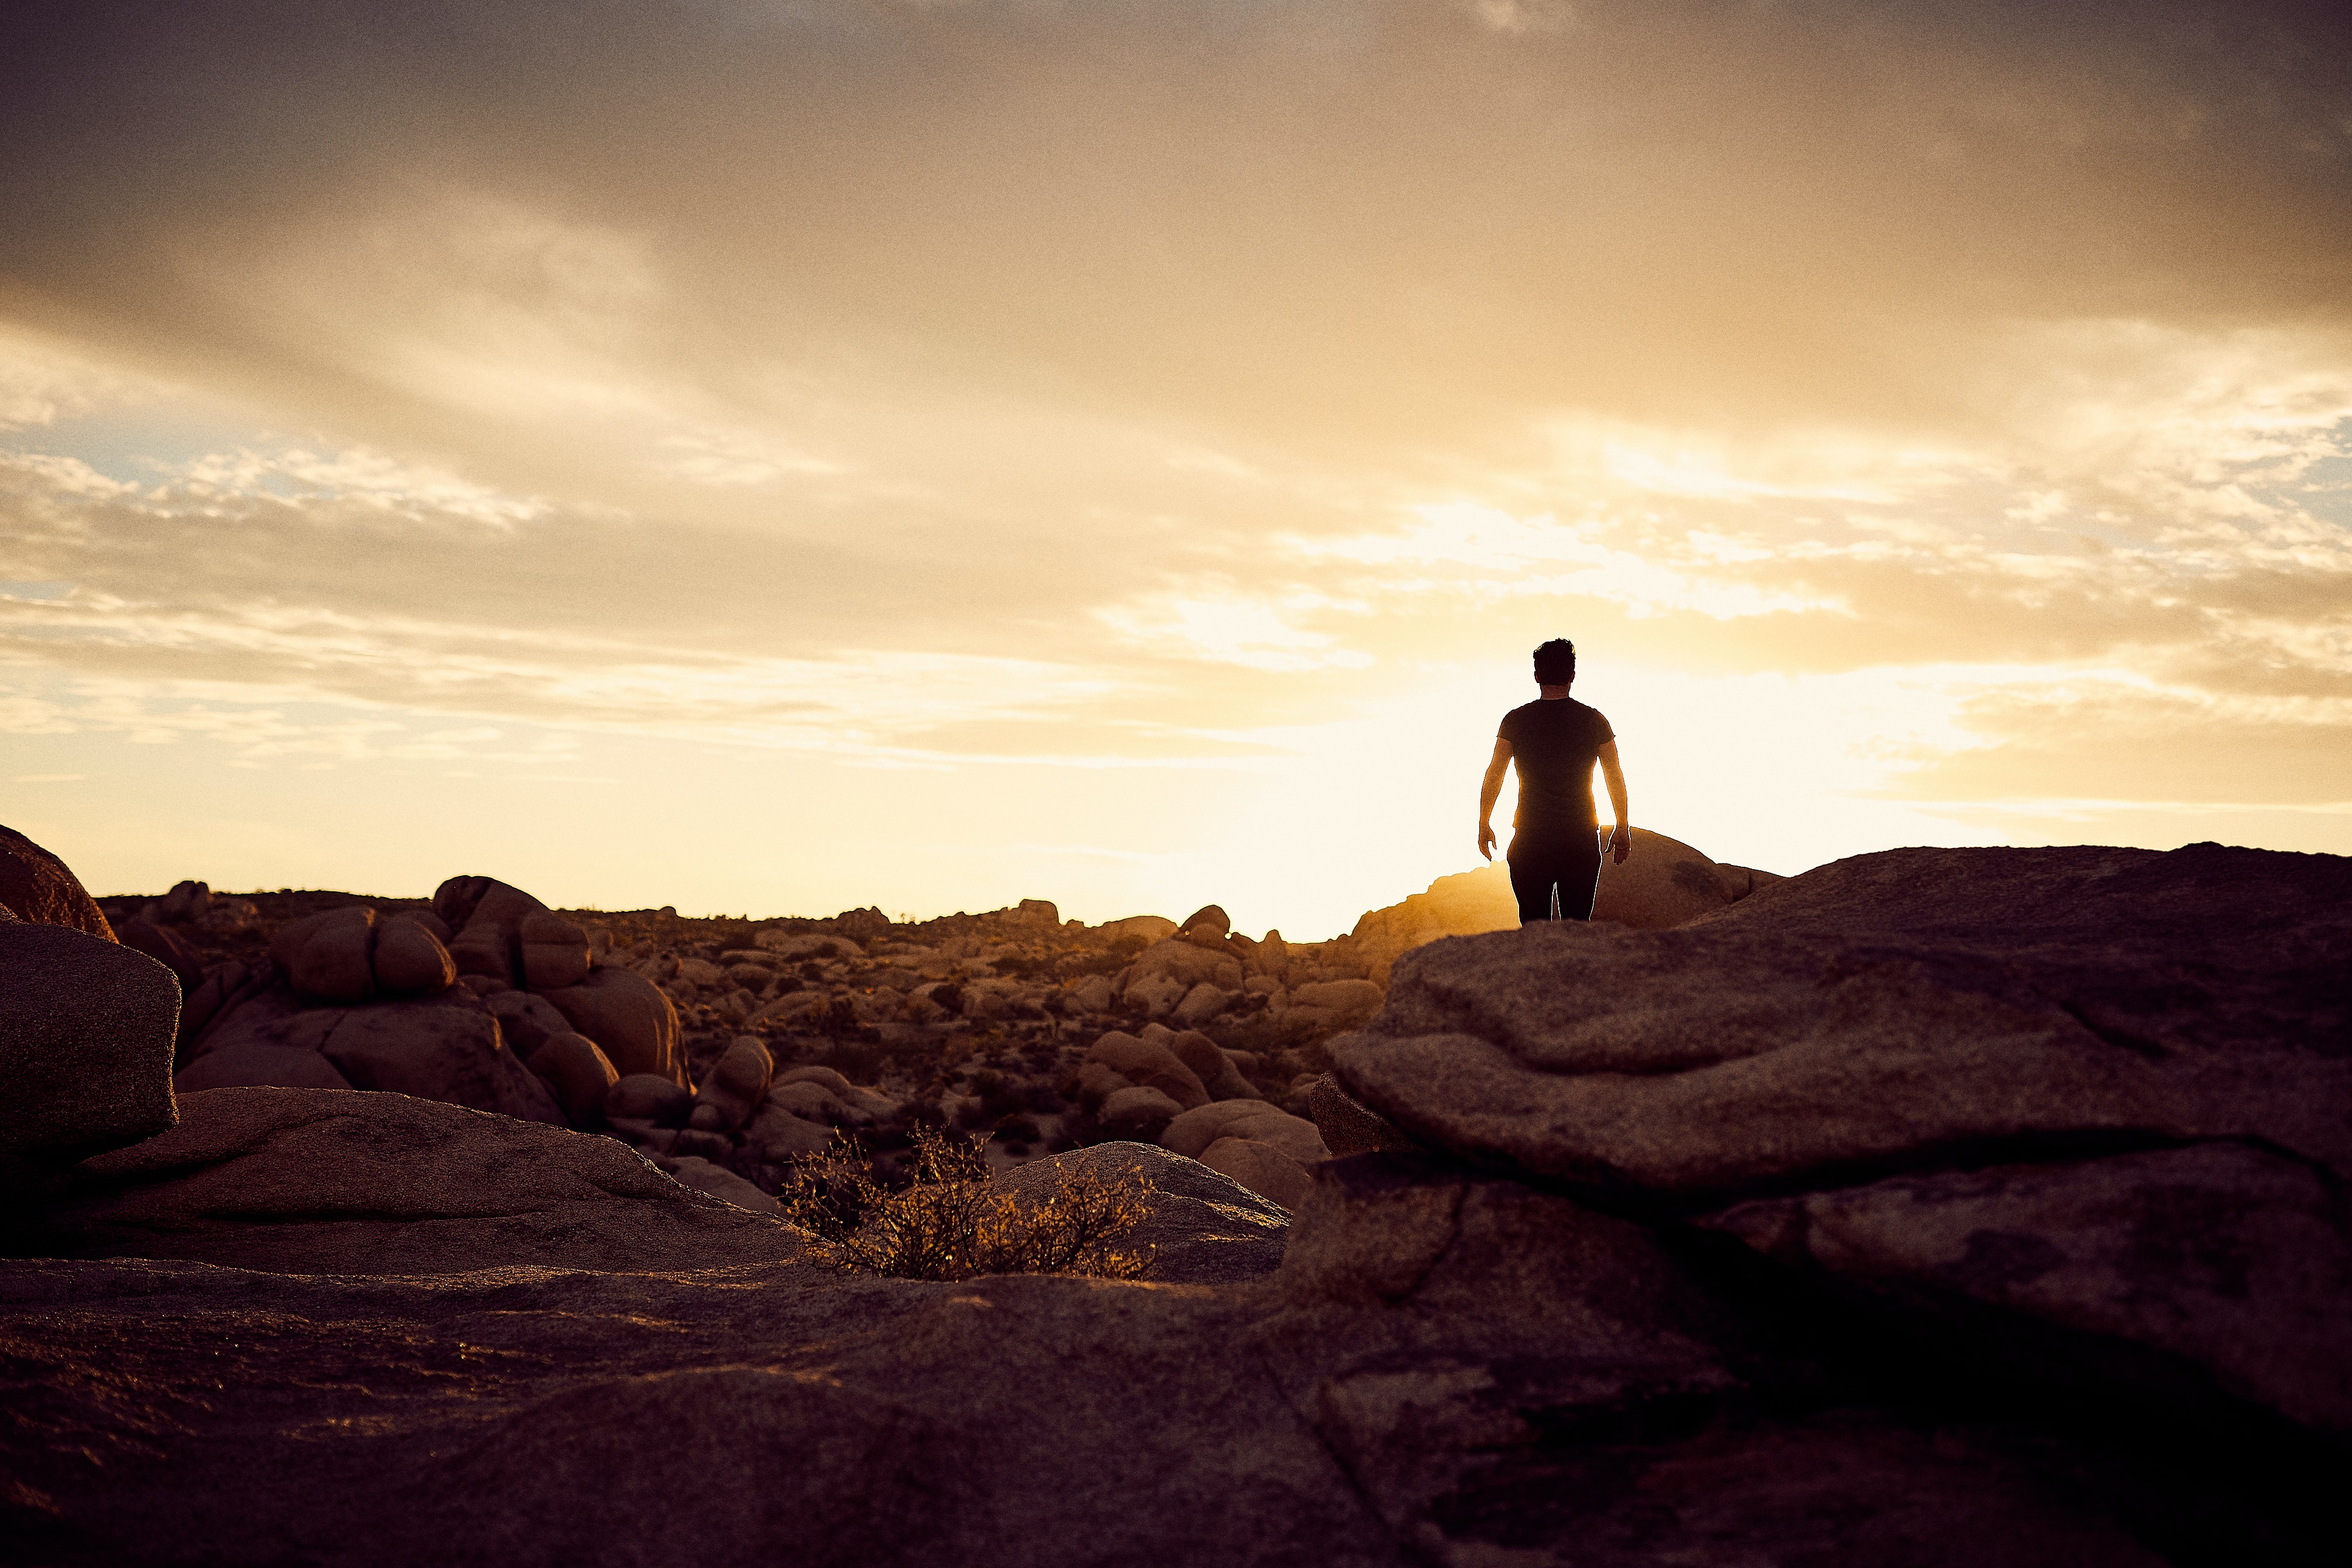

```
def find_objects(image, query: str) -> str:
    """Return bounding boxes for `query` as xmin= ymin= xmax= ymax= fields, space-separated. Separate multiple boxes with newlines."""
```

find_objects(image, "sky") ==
xmin=2 ymin=0 xmax=2348 ymax=938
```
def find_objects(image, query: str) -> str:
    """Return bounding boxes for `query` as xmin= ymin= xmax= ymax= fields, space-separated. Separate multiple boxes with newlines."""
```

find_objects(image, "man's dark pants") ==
xmin=1508 ymin=828 xmax=1602 ymax=925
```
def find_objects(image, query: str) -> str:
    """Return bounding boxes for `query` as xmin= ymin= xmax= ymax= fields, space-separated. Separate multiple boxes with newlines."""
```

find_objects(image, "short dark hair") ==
xmin=1532 ymin=638 xmax=1576 ymax=685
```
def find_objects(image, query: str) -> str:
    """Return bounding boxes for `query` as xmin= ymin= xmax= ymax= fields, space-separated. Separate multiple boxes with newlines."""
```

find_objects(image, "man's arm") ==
xmin=1597 ymin=739 xmax=1631 ymax=864
xmin=1478 ymin=737 xmax=1511 ymax=860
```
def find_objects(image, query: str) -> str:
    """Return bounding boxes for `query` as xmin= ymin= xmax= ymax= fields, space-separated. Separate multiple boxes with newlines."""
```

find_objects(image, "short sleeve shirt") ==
xmin=1499 ymin=698 xmax=1614 ymax=833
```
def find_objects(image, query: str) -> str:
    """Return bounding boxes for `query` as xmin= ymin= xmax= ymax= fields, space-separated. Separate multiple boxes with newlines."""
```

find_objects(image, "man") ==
xmin=1477 ymin=637 xmax=1630 ymax=925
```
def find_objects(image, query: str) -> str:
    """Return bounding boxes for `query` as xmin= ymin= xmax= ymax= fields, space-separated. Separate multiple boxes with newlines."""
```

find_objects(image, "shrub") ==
xmin=780 ymin=1127 xmax=1154 ymax=1281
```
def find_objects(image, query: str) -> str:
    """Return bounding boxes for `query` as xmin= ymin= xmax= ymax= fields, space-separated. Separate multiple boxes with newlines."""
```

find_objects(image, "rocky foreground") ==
xmin=2 ymin=829 xmax=2346 ymax=1565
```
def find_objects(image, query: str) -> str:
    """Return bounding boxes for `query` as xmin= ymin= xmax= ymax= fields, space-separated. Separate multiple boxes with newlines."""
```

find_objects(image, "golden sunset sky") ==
xmin=3 ymin=0 xmax=2348 ymax=936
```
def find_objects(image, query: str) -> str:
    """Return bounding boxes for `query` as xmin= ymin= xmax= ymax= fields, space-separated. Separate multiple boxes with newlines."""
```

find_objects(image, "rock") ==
xmin=1304 ymin=1074 xmax=1421 ymax=1157
xmin=1702 ymin=1140 xmax=2352 ymax=1435
xmin=537 ymin=966 xmax=686 ymax=1085
xmin=1099 ymin=1084 xmax=1184 ymax=1136
xmin=1125 ymin=937 xmax=1245 ymax=995
xmin=0 ymin=1132 xmax=2323 ymax=1564
xmin=1097 ymin=914 xmax=1178 ymax=942
xmin=1198 ymin=1136 xmax=1311 ymax=1209
xmin=0 ymin=920 xmax=180 ymax=1170
xmin=519 ymin=910 xmax=591 ymax=990
xmin=431 ymin=876 xmax=551 ymax=987
xmin=480 ymin=988 xmax=573 ymax=1059
xmin=1332 ymin=845 xmax=2352 ymax=1198
xmin=778 ymin=1064 xmax=855 ymax=1096
xmin=770 ymin=1079 xmax=843 ymax=1121
xmin=526 ymin=1032 xmax=621 ymax=1129
xmin=174 ymin=1045 xmax=353 ymax=1093
xmin=116 ymin=917 xmax=206 ymax=993
xmin=371 ymin=914 xmax=457 ymax=996
xmin=754 ymin=931 xmax=860 ymax=960
xmin=1124 ymin=971 xmax=1188 ymax=1019
xmin=745 ymin=1101 xmax=835 ymax=1158
xmin=1181 ymin=904 xmax=1232 ymax=935
xmin=174 ymin=960 xmax=263 ymax=1055
xmin=1086 ymin=1031 xmax=1209 ymax=1111
xmin=1001 ymin=1142 xmax=1290 ymax=1284
xmin=1158 ymin=1027 xmax=1259 ymax=1101
xmin=155 ymin=878 xmax=211 ymax=924
xmin=1170 ymin=982 xmax=1231 ymax=1028
xmin=0 ymin=825 xmax=114 ymax=939
xmin=689 ymin=1036 xmax=773 ymax=1132
xmin=1590 ymin=826 xmax=1746 ymax=928
xmin=16 ymin=1086 xmax=803 ymax=1273
xmin=1162 ymin=1099 xmax=1306 ymax=1159
xmin=608 ymin=1073 xmax=693 ymax=1126
xmin=662 ymin=1154 xmax=781 ymax=1214
xmin=1068 ymin=974 xmax=1115 ymax=1013
xmin=184 ymin=987 xmax=343 ymax=1057
xmin=1287 ymin=978 xmax=1383 ymax=1030
xmin=268 ymin=905 xmax=377 ymax=1004
xmin=319 ymin=995 xmax=566 ymax=1127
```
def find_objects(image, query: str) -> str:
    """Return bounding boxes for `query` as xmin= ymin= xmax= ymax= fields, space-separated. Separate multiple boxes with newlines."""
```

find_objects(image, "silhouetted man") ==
xmin=1477 ymin=638 xmax=1630 ymax=925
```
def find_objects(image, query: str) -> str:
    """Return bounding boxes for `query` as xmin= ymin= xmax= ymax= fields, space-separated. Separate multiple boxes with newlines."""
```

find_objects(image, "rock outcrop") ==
xmin=1 ymin=845 xmax=2344 ymax=1566
xmin=12 ymin=1086 xmax=804 ymax=1274
xmin=0 ymin=824 xmax=115 ymax=939
xmin=1 ymin=916 xmax=180 ymax=1173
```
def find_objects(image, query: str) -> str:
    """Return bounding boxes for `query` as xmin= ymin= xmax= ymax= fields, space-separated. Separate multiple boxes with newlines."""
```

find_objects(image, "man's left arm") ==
xmin=1597 ymin=740 xmax=1631 ymax=864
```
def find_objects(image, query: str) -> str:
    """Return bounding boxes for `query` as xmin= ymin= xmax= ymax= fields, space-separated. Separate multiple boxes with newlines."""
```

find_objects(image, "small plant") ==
xmin=780 ymin=1126 xmax=1155 ymax=1281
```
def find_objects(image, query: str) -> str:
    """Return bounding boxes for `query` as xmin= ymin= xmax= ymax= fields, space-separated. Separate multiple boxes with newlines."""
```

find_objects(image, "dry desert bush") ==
xmin=780 ymin=1126 xmax=1153 ymax=1281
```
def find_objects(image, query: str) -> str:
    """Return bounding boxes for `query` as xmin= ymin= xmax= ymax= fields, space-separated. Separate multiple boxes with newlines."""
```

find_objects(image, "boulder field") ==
xmin=1 ymin=832 xmax=2346 ymax=1564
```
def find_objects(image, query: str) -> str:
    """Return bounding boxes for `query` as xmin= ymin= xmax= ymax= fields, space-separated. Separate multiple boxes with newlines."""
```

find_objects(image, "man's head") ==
xmin=1532 ymin=638 xmax=1576 ymax=687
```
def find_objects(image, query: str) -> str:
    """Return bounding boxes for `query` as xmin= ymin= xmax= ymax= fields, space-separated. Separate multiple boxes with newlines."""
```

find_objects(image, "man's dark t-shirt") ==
xmin=1499 ymin=698 xmax=1614 ymax=842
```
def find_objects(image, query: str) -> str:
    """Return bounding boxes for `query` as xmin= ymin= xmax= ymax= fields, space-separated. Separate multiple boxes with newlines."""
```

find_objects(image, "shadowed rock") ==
xmin=1 ymin=919 xmax=179 ymax=1171
xmin=12 ymin=1086 xmax=803 ymax=1273
xmin=1334 ymin=845 xmax=2352 ymax=1198
xmin=0 ymin=825 xmax=115 ymax=940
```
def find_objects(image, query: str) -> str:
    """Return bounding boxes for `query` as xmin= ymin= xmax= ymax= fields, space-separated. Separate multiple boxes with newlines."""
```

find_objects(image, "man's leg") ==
xmin=1507 ymin=852 xmax=1554 ymax=925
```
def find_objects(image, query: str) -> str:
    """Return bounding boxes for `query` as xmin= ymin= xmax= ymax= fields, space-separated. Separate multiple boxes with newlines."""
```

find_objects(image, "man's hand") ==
xmin=1609 ymin=824 xmax=1631 ymax=865
xmin=1478 ymin=821 xmax=1496 ymax=861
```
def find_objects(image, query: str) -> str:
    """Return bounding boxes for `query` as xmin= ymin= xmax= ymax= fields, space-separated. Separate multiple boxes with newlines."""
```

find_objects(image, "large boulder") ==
xmin=537 ymin=967 xmax=686 ymax=1085
xmin=688 ymin=1035 xmax=773 ymax=1132
xmin=0 ymin=918 xmax=180 ymax=1171
xmin=269 ymin=905 xmax=378 ymax=1002
xmin=1123 ymin=938 xmax=1244 ymax=997
xmin=13 ymin=1086 xmax=803 ymax=1273
xmin=116 ymin=917 xmax=206 ymax=993
xmin=1704 ymin=1140 xmax=2352 ymax=1435
xmin=1335 ymin=845 xmax=2352 ymax=1197
xmin=1085 ymin=1031 xmax=1209 ymax=1111
xmin=0 ymin=825 xmax=113 ymax=939
xmin=319 ymin=996 xmax=566 ymax=1126
xmin=526 ymin=1033 xmax=621 ymax=1129
xmin=1589 ymin=826 xmax=1752 ymax=928
xmin=431 ymin=875 xmax=552 ymax=988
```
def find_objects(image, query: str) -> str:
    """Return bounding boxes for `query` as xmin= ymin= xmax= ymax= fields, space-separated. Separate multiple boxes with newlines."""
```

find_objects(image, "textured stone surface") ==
xmin=9 ymin=1086 xmax=803 ymax=1273
xmin=1702 ymin=1140 xmax=2352 ymax=1435
xmin=0 ymin=824 xmax=113 ymax=939
xmin=319 ymin=995 xmax=567 ymax=1126
xmin=538 ymin=966 xmax=686 ymax=1084
xmin=0 ymin=921 xmax=178 ymax=1167
xmin=174 ymin=1042 xmax=353 ymax=1093
xmin=1334 ymin=845 xmax=2352 ymax=1198
xmin=1306 ymin=1073 xmax=1424 ymax=1157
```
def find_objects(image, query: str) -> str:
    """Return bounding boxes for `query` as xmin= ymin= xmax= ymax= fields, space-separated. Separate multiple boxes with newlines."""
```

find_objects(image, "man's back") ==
xmin=1499 ymin=696 xmax=1614 ymax=834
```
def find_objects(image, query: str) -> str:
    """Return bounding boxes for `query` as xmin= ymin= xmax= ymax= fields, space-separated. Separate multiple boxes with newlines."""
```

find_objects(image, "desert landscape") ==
xmin=4 ymin=822 xmax=2346 ymax=1566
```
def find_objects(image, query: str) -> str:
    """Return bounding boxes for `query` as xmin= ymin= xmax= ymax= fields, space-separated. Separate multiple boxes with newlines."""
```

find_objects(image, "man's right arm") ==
xmin=1478 ymin=737 xmax=1511 ymax=860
